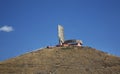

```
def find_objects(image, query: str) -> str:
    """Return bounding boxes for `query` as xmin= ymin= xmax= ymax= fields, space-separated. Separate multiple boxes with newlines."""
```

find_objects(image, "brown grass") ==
xmin=0 ymin=46 xmax=120 ymax=74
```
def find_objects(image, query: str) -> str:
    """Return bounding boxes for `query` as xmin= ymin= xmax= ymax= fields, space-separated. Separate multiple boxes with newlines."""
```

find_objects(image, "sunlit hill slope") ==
xmin=0 ymin=46 xmax=120 ymax=74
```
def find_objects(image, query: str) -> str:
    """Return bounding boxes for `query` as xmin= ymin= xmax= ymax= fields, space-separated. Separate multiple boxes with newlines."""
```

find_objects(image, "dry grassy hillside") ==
xmin=0 ymin=46 xmax=120 ymax=74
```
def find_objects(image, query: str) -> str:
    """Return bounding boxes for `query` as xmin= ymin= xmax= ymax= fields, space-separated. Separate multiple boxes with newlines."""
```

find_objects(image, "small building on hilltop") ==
xmin=63 ymin=39 xmax=83 ymax=46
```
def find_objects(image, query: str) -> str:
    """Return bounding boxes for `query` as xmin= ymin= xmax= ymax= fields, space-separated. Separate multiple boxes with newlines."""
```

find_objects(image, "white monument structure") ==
xmin=57 ymin=25 xmax=83 ymax=46
xmin=58 ymin=25 xmax=64 ymax=45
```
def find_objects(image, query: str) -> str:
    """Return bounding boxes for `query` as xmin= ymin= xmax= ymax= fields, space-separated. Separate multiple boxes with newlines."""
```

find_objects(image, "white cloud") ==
xmin=0 ymin=25 xmax=14 ymax=32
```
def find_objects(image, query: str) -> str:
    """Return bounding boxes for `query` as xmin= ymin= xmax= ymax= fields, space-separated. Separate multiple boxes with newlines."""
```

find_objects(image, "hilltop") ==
xmin=0 ymin=46 xmax=120 ymax=74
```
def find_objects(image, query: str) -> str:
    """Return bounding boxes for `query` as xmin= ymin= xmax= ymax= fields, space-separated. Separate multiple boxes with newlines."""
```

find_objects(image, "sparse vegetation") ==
xmin=61 ymin=46 xmax=74 ymax=50
xmin=0 ymin=46 xmax=120 ymax=74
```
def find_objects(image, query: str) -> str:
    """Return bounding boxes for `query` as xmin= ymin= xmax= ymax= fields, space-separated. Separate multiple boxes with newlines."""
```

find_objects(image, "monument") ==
xmin=58 ymin=25 xmax=64 ymax=45
xmin=57 ymin=25 xmax=83 ymax=46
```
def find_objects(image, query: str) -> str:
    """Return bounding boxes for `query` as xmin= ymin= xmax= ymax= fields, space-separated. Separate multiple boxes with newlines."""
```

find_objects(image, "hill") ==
xmin=0 ymin=46 xmax=120 ymax=74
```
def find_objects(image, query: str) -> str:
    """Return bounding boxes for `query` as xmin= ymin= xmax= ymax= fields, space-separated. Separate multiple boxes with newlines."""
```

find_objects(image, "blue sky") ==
xmin=0 ymin=0 xmax=120 ymax=61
